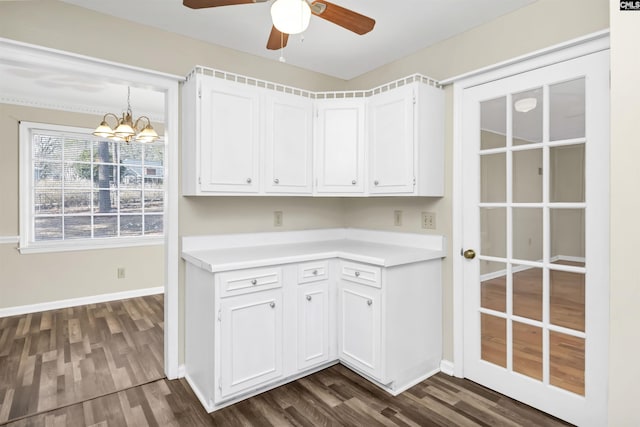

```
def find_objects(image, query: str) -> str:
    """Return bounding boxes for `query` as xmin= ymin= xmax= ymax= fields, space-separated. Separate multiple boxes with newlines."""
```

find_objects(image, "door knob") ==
xmin=463 ymin=249 xmax=476 ymax=259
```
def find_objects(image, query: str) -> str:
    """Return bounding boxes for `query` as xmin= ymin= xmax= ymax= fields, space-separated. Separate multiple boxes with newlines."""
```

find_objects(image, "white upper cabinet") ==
xmin=368 ymin=85 xmax=415 ymax=194
xmin=182 ymin=68 xmax=444 ymax=197
xmin=315 ymin=99 xmax=365 ymax=194
xmin=200 ymin=77 xmax=260 ymax=193
xmin=264 ymin=92 xmax=313 ymax=194
xmin=368 ymin=82 xmax=444 ymax=196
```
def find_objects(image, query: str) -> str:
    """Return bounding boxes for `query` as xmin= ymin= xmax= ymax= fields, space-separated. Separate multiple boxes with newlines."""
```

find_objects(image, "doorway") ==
xmin=454 ymin=39 xmax=609 ymax=426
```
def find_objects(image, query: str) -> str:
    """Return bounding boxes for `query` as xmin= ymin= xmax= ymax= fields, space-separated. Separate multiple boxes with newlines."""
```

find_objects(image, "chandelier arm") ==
xmin=133 ymin=116 xmax=152 ymax=132
xmin=102 ymin=112 xmax=121 ymax=127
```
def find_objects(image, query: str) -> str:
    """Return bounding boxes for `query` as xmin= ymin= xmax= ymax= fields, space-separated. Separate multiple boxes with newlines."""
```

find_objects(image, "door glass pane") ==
xmin=513 ymin=88 xmax=542 ymax=145
xmin=481 ymin=261 xmax=506 ymax=312
xmin=513 ymin=208 xmax=542 ymax=261
xmin=550 ymin=209 xmax=585 ymax=266
xmin=550 ymin=78 xmax=585 ymax=141
xmin=550 ymin=144 xmax=585 ymax=202
xmin=481 ymin=207 xmax=506 ymax=258
xmin=550 ymin=270 xmax=585 ymax=332
xmin=480 ymin=97 xmax=506 ymax=150
xmin=513 ymin=322 xmax=542 ymax=381
xmin=481 ymin=153 xmax=506 ymax=202
xmin=481 ymin=313 xmax=506 ymax=368
xmin=513 ymin=149 xmax=542 ymax=203
xmin=513 ymin=265 xmax=542 ymax=321
xmin=550 ymin=331 xmax=585 ymax=396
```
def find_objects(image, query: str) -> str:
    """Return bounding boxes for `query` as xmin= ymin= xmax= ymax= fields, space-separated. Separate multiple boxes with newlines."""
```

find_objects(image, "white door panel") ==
xmin=461 ymin=50 xmax=609 ymax=426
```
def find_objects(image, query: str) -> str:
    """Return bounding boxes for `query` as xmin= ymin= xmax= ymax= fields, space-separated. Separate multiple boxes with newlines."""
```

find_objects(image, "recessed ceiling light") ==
xmin=514 ymin=97 xmax=537 ymax=113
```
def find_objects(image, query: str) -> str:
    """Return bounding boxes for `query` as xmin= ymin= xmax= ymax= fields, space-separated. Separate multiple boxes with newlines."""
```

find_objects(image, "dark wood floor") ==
xmin=1 ymin=295 xmax=572 ymax=426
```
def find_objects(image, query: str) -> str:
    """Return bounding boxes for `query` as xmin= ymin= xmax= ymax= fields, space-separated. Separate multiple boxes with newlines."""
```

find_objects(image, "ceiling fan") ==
xmin=183 ymin=0 xmax=376 ymax=50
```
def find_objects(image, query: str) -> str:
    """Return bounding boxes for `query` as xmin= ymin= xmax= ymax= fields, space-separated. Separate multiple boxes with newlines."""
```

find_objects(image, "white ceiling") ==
xmin=61 ymin=0 xmax=537 ymax=80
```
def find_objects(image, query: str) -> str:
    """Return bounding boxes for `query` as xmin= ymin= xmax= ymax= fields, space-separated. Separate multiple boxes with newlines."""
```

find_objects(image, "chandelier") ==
xmin=93 ymin=87 xmax=159 ymax=143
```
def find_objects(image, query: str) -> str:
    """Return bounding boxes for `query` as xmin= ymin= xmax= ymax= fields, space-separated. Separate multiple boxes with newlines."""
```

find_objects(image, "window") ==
xmin=19 ymin=122 xmax=164 ymax=253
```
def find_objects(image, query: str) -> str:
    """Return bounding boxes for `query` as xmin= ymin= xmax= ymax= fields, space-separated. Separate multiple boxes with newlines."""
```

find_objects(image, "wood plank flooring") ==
xmin=0 ymin=295 xmax=165 ymax=424
xmin=1 ymin=294 xmax=573 ymax=426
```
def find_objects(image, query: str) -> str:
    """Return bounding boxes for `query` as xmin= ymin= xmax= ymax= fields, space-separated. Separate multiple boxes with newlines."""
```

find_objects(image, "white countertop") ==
xmin=182 ymin=229 xmax=446 ymax=273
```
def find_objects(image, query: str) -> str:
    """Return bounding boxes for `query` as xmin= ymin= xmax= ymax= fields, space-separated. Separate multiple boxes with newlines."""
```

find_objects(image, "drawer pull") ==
xmin=312 ymin=269 xmax=318 ymax=275
xmin=374 ymin=180 xmax=379 ymax=186
xmin=251 ymin=279 xmax=257 ymax=285
xmin=351 ymin=180 xmax=357 ymax=185
xmin=306 ymin=295 xmax=312 ymax=301
xmin=274 ymin=178 xmax=279 ymax=184
xmin=270 ymin=302 xmax=275 ymax=308
xmin=367 ymin=299 xmax=373 ymax=306
xmin=354 ymin=271 xmax=361 ymax=277
xmin=246 ymin=178 xmax=252 ymax=184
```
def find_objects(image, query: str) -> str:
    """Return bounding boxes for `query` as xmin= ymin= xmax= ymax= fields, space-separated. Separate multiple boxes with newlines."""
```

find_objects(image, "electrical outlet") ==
xmin=274 ymin=211 xmax=283 ymax=227
xmin=394 ymin=210 xmax=403 ymax=226
xmin=117 ymin=267 xmax=125 ymax=279
xmin=421 ymin=212 xmax=436 ymax=230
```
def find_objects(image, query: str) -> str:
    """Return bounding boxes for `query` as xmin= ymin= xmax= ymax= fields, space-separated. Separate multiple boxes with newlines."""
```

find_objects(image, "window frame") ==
xmin=19 ymin=121 xmax=165 ymax=254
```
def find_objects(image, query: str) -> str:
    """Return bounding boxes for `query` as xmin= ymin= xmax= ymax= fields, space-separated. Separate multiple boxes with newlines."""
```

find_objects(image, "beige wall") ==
xmin=609 ymin=2 xmax=640 ymax=425
xmin=0 ymin=103 xmax=164 ymax=308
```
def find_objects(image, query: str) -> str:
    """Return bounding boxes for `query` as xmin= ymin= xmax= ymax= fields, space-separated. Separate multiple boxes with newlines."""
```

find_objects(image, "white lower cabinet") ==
xmin=338 ymin=281 xmax=382 ymax=380
xmin=218 ymin=289 xmax=283 ymax=399
xmin=297 ymin=281 xmax=330 ymax=370
xmin=337 ymin=260 xmax=443 ymax=392
xmin=184 ymin=255 xmax=442 ymax=412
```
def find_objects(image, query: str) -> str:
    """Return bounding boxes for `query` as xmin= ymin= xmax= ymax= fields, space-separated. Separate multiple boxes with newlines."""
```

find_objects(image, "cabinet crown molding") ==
xmin=186 ymin=66 xmax=441 ymax=99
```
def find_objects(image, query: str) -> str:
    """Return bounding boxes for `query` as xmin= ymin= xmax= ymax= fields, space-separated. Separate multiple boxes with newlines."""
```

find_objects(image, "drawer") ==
xmin=297 ymin=260 xmax=329 ymax=284
xmin=340 ymin=261 xmax=381 ymax=288
xmin=217 ymin=266 xmax=282 ymax=297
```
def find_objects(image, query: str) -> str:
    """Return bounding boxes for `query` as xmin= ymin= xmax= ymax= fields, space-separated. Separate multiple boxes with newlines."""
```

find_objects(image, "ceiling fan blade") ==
xmin=266 ymin=26 xmax=289 ymax=50
xmin=183 ymin=0 xmax=266 ymax=9
xmin=310 ymin=1 xmax=375 ymax=35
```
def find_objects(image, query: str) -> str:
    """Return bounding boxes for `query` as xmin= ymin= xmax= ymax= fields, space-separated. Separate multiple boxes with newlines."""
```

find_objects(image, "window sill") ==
xmin=18 ymin=236 xmax=164 ymax=254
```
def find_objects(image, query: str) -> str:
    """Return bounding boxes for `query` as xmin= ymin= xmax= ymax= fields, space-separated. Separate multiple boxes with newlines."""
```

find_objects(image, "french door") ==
xmin=461 ymin=50 xmax=609 ymax=426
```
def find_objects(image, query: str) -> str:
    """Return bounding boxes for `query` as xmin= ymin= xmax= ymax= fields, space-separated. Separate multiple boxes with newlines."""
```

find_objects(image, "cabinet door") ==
xmin=200 ymin=78 xmax=260 ymax=193
xmin=338 ymin=281 xmax=382 ymax=379
xmin=368 ymin=85 xmax=415 ymax=194
xmin=297 ymin=282 xmax=330 ymax=370
xmin=315 ymin=100 xmax=365 ymax=194
xmin=265 ymin=92 xmax=313 ymax=194
xmin=218 ymin=290 xmax=283 ymax=399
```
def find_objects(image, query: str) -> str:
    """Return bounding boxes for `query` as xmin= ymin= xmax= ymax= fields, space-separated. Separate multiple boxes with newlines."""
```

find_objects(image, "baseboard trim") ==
xmin=0 ymin=286 xmax=164 ymax=317
xmin=440 ymin=360 xmax=455 ymax=376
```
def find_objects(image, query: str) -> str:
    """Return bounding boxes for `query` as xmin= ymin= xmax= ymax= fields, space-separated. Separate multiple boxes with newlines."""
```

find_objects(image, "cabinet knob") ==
xmin=351 ymin=180 xmax=357 ymax=185
xmin=270 ymin=302 xmax=275 ymax=308
xmin=367 ymin=299 xmax=373 ymax=306
xmin=354 ymin=271 xmax=361 ymax=277
xmin=374 ymin=180 xmax=379 ymax=186
xmin=312 ymin=269 xmax=318 ymax=275
xmin=246 ymin=178 xmax=252 ymax=184
xmin=251 ymin=279 xmax=257 ymax=285
xmin=274 ymin=178 xmax=279 ymax=184
xmin=306 ymin=295 xmax=312 ymax=301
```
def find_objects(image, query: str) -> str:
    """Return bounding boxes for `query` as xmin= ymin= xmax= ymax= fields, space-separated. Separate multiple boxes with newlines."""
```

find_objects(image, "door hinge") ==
xmin=413 ymin=177 xmax=416 ymax=186
xmin=413 ymin=95 xmax=416 ymax=105
xmin=217 ymin=309 xmax=221 ymax=322
xmin=198 ymin=177 xmax=202 ymax=185
xmin=218 ymin=380 xmax=222 ymax=392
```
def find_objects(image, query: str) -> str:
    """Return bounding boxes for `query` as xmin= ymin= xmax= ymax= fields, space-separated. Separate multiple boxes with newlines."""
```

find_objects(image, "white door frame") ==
xmin=447 ymin=30 xmax=609 ymax=379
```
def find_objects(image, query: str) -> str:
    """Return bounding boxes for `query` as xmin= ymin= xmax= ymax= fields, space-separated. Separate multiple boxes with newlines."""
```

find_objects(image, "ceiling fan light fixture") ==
xmin=271 ymin=0 xmax=311 ymax=35
xmin=514 ymin=97 xmax=537 ymax=113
